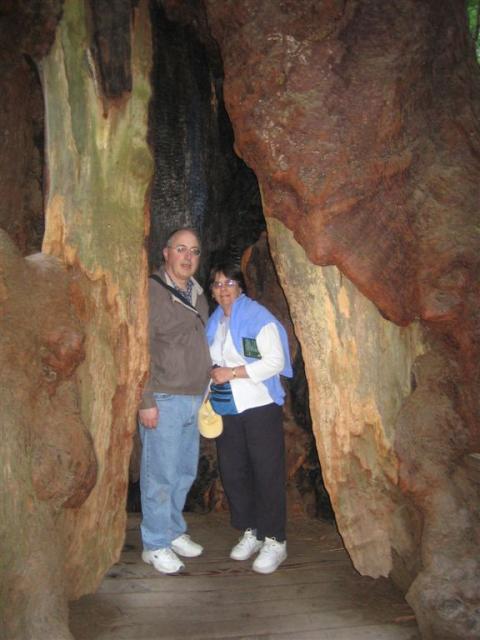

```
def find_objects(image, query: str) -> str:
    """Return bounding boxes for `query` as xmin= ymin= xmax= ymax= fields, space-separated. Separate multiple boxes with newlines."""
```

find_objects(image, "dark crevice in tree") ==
xmin=137 ymin=1 xmax=330 ymax=521
xmin=24 ymin=53 xmax=46 ymax=251
xmin=0 ymin=0 xmax=63 ymax=256
xmin=147 ymin=0 xmax=265 ymax=284
xmin=289 ymin=350 xmax=335 ymax=521
xmin=88 ymin=0 xmax=133 ymax=99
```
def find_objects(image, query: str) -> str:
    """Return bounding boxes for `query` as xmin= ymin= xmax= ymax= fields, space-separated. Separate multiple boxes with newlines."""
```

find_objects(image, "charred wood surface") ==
xmin=148 ymin=1 xmax=264 ymax=281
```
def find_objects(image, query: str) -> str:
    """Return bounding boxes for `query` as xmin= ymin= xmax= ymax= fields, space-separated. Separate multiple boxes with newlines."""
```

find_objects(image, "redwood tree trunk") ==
xmin=0 ymin=1 xmax=152 ymax=637
xmin=39 ymin=0 xmax=152 ymax=599
xmin=205 ymin=1 xmax=480 ymax=638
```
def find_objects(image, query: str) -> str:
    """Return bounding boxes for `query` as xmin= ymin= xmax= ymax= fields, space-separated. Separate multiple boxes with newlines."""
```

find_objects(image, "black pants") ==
xmin=216 ymin=403 xmax=286 ymax=541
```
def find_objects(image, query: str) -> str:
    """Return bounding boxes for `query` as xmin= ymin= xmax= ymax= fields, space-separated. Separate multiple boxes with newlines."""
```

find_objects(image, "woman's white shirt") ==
xmin=209 ymin=319 xmax=285 ymax=413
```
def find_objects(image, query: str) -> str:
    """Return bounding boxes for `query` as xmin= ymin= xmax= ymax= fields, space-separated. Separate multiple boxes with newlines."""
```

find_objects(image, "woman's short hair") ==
xmin=209 ymin=262 xmax=247 ymax=292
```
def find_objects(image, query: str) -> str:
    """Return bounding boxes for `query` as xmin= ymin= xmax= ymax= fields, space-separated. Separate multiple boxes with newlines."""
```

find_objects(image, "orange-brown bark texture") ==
xmin=0 ymin=3 xmax=149 ymax=636
xmin=205 ymin=0 xmax=480 ymax=330
xmin=205 ymin=1 xmax=480 ymax=638
xmin=205 ymin=0 xmax=480 ymax=470
xmin=0 ymin=231 xmax=96 ymax=640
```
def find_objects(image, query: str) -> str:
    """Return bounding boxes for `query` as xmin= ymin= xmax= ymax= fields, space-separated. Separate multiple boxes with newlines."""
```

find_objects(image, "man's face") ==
xmin=163 ymin=230 xmax=201 ymax=287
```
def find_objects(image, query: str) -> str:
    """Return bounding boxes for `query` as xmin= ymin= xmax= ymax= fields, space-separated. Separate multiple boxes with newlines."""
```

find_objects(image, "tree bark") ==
xmin=205 ymin=1 xmax=480 ymax=637
xmin=0 ymin=1 xmax=152 ymax=637
xmin=39 ymin=0 xmax=152 ymax=599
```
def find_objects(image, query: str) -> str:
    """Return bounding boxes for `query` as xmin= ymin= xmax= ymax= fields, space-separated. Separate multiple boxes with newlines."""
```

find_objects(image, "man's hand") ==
xmin=139 ymin=406 xmax=159 ymax=429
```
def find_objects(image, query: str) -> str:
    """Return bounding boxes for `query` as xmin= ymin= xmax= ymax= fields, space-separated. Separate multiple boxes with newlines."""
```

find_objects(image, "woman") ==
xmin=205 ymin=262 xmax=292 ymax=574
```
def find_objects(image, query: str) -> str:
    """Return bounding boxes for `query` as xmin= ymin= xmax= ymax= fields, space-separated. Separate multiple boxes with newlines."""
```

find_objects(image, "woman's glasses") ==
xmin=212 ymin=280 xmax=238 ymax=289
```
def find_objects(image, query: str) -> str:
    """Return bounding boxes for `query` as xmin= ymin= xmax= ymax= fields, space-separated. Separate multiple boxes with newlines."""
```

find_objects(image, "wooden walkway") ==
xmin=69 ymin=512 xmax=420 ymax=640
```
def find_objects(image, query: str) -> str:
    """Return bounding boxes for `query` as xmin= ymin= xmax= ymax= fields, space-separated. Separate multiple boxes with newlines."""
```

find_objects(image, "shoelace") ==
xmin=263 ymin=537 xmax=281 ymax=550
xmin=176 ymin=534 xmax=190 ymax=543
xmin=237 ymin=530 xmax=256 ymax=546
xmin=154 ymin=548 xmax=178 ymax=560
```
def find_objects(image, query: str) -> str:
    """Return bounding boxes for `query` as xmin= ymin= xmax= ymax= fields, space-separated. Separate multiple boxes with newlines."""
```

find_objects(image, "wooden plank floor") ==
xmin=69 ymin=512 xmax=420 ymax=640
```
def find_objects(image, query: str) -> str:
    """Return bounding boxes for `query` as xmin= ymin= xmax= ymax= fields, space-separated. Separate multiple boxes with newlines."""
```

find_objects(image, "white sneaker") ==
xmin=171 ymin=534 xmax=203 ymax=558
xmin=252 ymin=537 xmax=287 ymax=574
xmin=142 ymin=548 xmax=185 ymax=574
xmin=230 ymin=528 xmax=263 ymax=561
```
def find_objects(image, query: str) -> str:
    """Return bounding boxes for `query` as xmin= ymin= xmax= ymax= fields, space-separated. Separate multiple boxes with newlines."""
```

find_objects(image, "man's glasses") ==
xmin=212 ymin=280 xmax=238 ymax=289
xmin=170 ymin=244 xmax=201 ymax=257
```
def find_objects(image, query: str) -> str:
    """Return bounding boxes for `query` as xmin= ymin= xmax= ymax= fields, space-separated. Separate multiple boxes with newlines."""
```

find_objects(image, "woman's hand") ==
xmin=211 ymin=366 xmax=238 ymax=384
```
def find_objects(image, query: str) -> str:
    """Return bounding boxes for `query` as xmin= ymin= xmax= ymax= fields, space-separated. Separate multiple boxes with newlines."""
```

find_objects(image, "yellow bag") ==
xmin=198 ymin=398 xmax=223 ymax=438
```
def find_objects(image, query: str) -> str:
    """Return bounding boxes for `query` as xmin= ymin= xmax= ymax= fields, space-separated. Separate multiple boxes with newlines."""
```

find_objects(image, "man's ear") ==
xmin=162 ymin=247 xmax=169 ymax=263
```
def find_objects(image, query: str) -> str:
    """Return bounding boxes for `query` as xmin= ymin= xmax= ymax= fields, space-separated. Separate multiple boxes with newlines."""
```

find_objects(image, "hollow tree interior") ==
xmin=1 ymin=1 xmax=479 ymax=639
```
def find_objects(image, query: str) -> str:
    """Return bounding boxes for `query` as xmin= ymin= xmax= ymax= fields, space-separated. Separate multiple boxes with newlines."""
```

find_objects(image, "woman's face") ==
xmin=212 ymin=271 xmax=242 ymax=315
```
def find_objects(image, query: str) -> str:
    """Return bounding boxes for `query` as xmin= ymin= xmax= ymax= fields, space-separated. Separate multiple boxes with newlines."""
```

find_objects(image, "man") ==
xmin=138 ymin=227 xmax=211 ymax=574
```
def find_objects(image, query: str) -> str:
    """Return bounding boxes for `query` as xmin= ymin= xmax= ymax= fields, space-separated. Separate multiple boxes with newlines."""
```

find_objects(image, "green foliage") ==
xmin=467 ymin=0 xmax=480 ymax=62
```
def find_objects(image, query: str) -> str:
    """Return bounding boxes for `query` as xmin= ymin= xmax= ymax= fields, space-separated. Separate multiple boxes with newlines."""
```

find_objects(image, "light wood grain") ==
xmin=69 ymin=512 xmax=419 ymax=640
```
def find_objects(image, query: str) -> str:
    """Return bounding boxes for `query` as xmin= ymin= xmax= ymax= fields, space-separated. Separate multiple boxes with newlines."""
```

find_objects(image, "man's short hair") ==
xmin=165 ymin=227 xmax=201 ymax=248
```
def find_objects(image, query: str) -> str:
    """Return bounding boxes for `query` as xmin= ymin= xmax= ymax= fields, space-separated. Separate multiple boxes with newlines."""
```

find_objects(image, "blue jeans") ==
xmin=139 ymin=393 xmax=202 ymax=550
